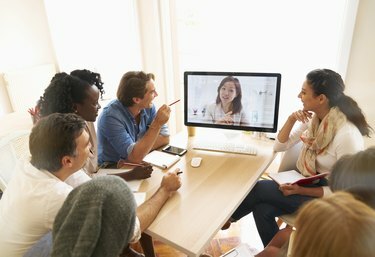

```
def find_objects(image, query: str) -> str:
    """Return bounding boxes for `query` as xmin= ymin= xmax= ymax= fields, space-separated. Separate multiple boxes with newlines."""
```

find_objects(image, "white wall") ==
xmin=0 ymin=0 xmax=57 ymax=114
xmin=345 ymin=0 xmax=375 ymax=147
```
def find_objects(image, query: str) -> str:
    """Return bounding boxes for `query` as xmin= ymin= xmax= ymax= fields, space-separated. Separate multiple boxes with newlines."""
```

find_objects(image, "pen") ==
xmin=168 ymin=99 xmax=180 ymax=106
xmin=118 ymin=162 xmax=144 ymax=167
xmin=177 ymin=171 xmax=183 ymax=175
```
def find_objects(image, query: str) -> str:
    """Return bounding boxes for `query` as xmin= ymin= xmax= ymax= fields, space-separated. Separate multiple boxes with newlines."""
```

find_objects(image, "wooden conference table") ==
xmin=138 ymin=129 xmax=275 ymax=256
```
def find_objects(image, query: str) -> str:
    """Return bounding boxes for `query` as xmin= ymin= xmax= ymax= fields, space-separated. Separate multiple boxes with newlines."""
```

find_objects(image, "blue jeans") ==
xmin=231 ymin=179 xmax=327 ymax=246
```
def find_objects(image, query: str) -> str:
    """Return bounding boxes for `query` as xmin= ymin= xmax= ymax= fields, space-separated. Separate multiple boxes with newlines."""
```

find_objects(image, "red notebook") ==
xmin=269 ymin=170 xmax=329 ymax=186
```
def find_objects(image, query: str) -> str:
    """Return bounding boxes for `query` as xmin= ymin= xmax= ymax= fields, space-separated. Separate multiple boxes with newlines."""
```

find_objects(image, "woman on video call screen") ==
xmin=204 ymin=76 xmax=249 ymax=126
xmin=186 ymin=73 xmax=279 ymax=131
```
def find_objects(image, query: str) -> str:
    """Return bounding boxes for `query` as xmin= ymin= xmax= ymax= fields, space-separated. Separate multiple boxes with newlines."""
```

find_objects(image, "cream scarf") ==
xmin=296 ymin=107 xmax=346 ymax=176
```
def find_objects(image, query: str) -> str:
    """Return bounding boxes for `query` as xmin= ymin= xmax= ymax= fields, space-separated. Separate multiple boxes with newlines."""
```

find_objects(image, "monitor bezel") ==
xmin=184 ymin=71 xmax=282 ymax=133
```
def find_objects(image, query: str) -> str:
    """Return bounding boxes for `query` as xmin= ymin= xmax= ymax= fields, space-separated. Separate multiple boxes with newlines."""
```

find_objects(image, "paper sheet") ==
xmin=133 ymin=192 xmax=146 ymax=206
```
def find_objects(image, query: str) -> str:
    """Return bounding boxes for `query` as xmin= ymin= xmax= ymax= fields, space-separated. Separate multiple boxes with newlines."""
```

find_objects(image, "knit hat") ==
xmin=52 ymin=176 xmax=136 ymax=257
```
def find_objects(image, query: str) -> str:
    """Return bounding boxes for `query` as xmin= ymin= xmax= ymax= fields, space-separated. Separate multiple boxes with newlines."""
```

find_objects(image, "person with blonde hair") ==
xmin=289 ymin=191 xmax=375 ymax=257
xmin=255 ymin=147 xmax=375 ymax=257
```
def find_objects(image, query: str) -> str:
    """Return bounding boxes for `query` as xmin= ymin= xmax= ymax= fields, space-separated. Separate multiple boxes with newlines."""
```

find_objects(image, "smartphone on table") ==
xmin=162 ymin=145 xmax=187 ymax=156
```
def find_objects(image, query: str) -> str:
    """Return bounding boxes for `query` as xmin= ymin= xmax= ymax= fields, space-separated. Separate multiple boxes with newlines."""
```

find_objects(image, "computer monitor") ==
xmin=184 ymin=71 xmax=281 ymax=133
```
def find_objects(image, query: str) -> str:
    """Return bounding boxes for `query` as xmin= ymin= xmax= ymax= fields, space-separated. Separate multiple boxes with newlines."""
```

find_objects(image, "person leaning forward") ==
xmin=97 ymin=71 xmax=170 ymax=165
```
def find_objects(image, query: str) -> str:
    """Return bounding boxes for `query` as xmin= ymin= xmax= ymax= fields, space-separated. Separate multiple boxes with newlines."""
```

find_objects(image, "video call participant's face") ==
xmin=219 ymin=82 xmax=237 ymax=105
xmin=139 ymin=79 xmax=158 ymax=109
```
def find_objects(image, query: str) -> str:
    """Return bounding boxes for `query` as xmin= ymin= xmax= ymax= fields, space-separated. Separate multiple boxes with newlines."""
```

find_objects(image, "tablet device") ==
xmin=162 ymin=145 xmax=187 ymax=156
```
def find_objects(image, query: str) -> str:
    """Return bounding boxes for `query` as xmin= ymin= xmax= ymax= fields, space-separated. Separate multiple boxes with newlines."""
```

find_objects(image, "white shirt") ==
xmin=204 ymin=103 xmax=249 ymax=125
xmin=0 ymin=161 xmax=141 ymax=257
xmin=0 ymin=161 xmax=90 ymax=257
xmin=273 ymin=121 xmax=364 ymax=196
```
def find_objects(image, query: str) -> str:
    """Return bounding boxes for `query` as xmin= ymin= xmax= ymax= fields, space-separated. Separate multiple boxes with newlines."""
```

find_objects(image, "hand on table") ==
xmin=126 ymin=165 xmax=153 ymax=180
xmin=160 ymin=168 xmax=182 ymax=193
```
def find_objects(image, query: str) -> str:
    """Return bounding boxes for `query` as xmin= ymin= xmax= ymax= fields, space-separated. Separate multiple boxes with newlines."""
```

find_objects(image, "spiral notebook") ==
xmin=143 ymin=150 xmax=181 ymax=169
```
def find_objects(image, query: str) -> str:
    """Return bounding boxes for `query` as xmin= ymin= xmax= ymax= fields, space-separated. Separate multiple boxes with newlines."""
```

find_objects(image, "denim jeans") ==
xmin=231 ymin=179 xmax=328 ymax=246
xmin=23 ymin=232 xmax=52 ymax=257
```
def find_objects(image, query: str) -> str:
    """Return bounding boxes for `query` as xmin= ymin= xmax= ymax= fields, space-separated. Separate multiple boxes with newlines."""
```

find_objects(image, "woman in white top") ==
xmin=224 ymin=69 xmax=373 ymax=247
xmin=205 ymin=76 xmax=249 ymax=126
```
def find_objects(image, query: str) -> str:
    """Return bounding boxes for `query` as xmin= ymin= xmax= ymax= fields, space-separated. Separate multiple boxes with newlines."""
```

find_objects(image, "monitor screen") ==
xmin=184 ymin=71 xmax=281 ymax=132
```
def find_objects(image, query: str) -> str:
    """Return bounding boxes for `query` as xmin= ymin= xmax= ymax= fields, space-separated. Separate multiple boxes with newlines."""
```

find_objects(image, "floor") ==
xmin=132 ymin=213 xmax=264 ymax=257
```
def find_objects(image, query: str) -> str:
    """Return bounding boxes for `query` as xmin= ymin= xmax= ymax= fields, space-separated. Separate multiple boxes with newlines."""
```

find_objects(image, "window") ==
xmin=43 ymin=0 xmax=142 ymax=98
xmin=173 ymin=0 xmax=358 ymax=133
xmin=42 ymin=0 xmax=359 ymax=134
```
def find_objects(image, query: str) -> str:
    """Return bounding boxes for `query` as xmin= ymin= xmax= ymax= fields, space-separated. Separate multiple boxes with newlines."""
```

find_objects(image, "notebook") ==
xmin=268 ymin=170 xmax=329 ymax=185
xmin=143 ymin=150 xmax=181 ymax=169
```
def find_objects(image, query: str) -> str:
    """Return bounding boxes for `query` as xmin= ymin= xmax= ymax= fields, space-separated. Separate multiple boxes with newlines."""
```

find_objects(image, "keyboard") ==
xmin=192 ymin=141 xmax=257 ymax=156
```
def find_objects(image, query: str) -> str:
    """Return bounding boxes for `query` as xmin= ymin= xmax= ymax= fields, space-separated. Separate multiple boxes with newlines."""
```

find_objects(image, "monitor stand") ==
xmin=251 ymin=131 xmax=267 ymax=140
xmin=222 ymin=129 xmax=242 ymax=140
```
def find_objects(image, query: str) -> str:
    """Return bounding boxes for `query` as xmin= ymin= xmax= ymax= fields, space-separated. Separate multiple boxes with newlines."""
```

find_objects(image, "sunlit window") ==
xmin=43 ymin=0 xmax=142 ymax=98
xmin=174 ymin=0 xmax=357 ymax=132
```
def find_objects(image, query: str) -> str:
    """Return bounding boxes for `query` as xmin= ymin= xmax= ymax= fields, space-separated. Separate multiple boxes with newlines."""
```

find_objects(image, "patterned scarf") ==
xmin=296 ymin=107 xmax=346 ymax=176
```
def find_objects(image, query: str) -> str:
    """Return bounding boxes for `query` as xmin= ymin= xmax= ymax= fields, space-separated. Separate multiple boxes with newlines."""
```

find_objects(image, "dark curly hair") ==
xmin=38 ymin=72 xmax=91 ymax=117
xmin=70 ymin=69 xmax=105 ymax=98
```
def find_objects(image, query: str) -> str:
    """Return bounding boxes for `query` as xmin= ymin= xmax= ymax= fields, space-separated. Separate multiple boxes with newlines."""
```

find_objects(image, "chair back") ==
xmin=277 ymin=141 xmax=303 ymax=172
xmin=0 ymin=130 xmax=30 ymax=191
xmin=0 ymin=111 xmax=33 ymax=137
xmin=276 ymin=141 xmax=303 ymax=228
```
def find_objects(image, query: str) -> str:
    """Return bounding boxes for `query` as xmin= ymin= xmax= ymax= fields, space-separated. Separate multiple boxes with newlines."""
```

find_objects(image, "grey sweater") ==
xmin=52 ymin=176 xmax=136 ymax=257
